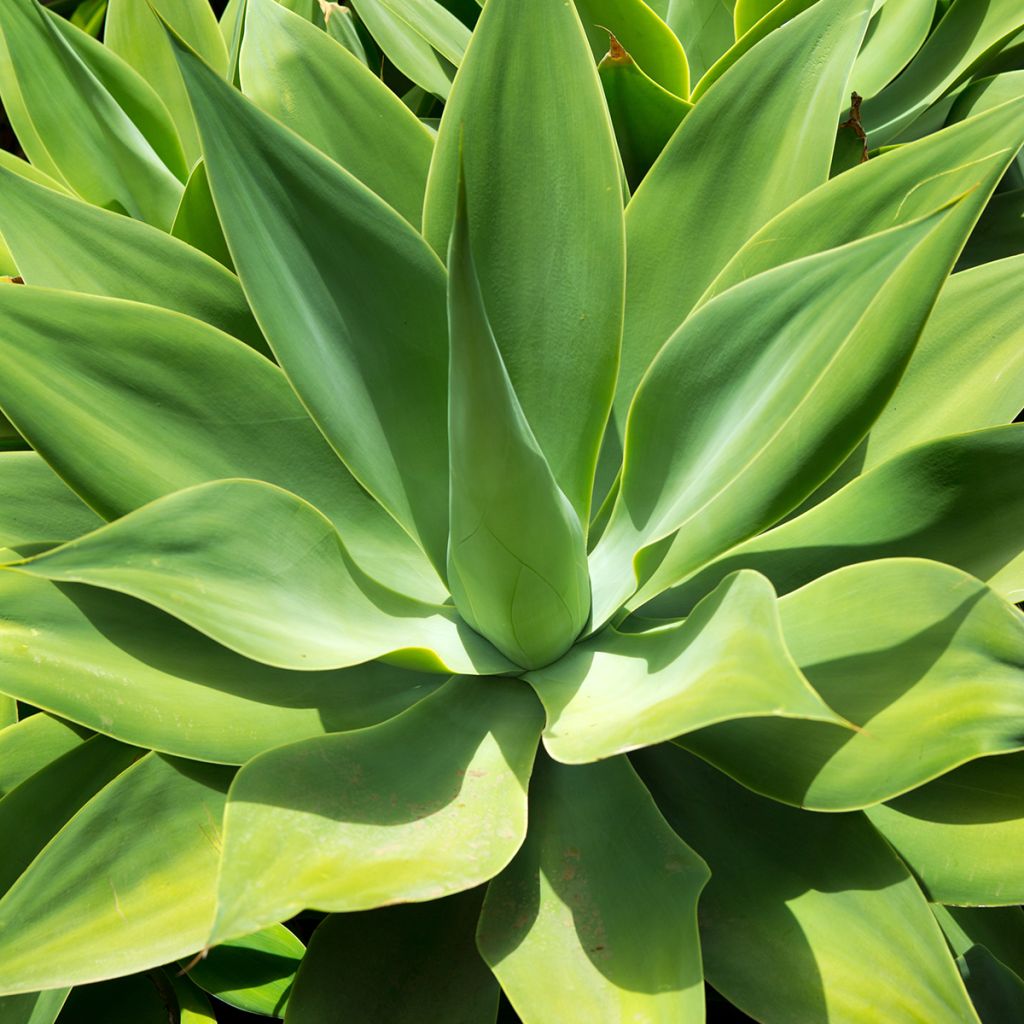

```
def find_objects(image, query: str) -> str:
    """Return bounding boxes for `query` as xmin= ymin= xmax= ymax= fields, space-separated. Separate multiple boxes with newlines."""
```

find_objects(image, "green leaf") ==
xmin=664 ymin=0 xmax=736 ymax=82
xmin=319 ymin=1 xmax=370 ymax=61
xmin=286 ymin=892 xmax=498 ymax=1024
xmin=733 ymin=0 xmax=777 ymax=37
xmin=646 ymin=425 xmax=1024 ymax=616
xmin=637 ymin=745 xmax=981 ymax=1024
xmin=240 ymin=0 xmax=434 ymax=227
xmin=13 ymin=480 xmax=511 ymax=675
xmin=0 ymin=989 xmax=68 ymax=1024
xmin=348 ymin=0 xmax=469 ymax=99
xmin=855 ymin=0 xmax=938 ymax=99
xmin=0 ymin=754 xmax=232 ymax=994
xmin=477 ymin=755 xmax=709 ymax=1024
xmin=446 ymin=178 xmax=590 ymax=670
xmin=862 ymin=0 xmax=1024 ymax=144
xmin=174 ymin=40 xmax=451 ymax=571
xmin=593 ymin=206 xmax=968 ymax=624
xmin=185 ymin=924 xmax=304 ymax=1018
xmin=956 ymin=946 xmax=1024 ymax=1024
xmin=0 ymin=166 xmax=265 ymax=355
xmin=683 ymin=558 xmax=1024 ymax=810
xmin=957 ymin=186 xmax=1024 ymax=270
xmin=526 ymin=570 xmax=843 ymax=764
xmin=0 ymin=284 xmax=443 ymax=602
xmin=866 ymin=755 xmax=1024 ymax=906
xmin=0 ymin=573 xmax=439 ymax=764
xmin=0 ymin=714 xmax=90 ymax=800
xmin=573 ymin=0 xmax=689 ymax=95
xmin=0 ymin=453 xmax=101 ymax=553
xmin=598 ymin=36 xmax=692 ymax=191
xmin=934 ymin=906 xmax=1024 ymax=979
xmin=211 ymin=676 xmax=541 ymax=943
xmin=0 ymin=0 xmax=185 ymax=226
xmin=105 ymin=0 xmax=227 ymax=165
xmin=0 ymin=736 xmax=141 ymax=897
xmin=424 ymin=0 xmax=625 ymax=523
xmin=169 ymin=160 xmax=233 ymax=269
xmin=617 ymin=0 xmax=872 ymax=429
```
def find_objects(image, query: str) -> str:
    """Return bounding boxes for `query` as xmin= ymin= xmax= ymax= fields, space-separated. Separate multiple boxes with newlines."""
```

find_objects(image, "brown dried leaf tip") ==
xmin=839 ymin=92 xmax=869 ymax=164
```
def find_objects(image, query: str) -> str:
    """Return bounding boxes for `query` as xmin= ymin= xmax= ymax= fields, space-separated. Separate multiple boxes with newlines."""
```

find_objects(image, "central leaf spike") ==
xmin=446 ymin=171 xmax=591 ymax=670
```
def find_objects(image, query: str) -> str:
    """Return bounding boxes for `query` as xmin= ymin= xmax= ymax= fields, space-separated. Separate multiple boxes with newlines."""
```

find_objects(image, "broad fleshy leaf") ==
xmin=424 ymin=0 xmax=625 ymax=522
xmin=211 ymin=676 xmax=542 ymax=943
xmin=527 ymin=570 xmax=843 ymax=764
xmin=665 ymin=0 xmax=736 ymax=81
xmin=240 ymin=0 xmax=434 ymax=227
xmin=286 ymin=892 xmax=498 ymax=1024
xmin=855 ymin=0 xmax=938 ymax=99
xmin=0 ymin=573 xmax=439 ymax=764
xmin=0 ymin=714 xmax=90 ymax=799
xmin=0 ymin=990 xmax=68 ymax=1024
xmin=867 ymin=754 xmax=1024 ymax=906
xmin=446 ymin=179 xmax=590 ymax=670
xmin=169 ymin=160 xmax=232 ymax=268
xmin=0 ymin=754 xmax=232 ymax=994
xmin=637 ymin=745 xmax=981 ymax=1024
xmin=935 ymin=906 xmax=1024 ymax=979
xmin=477 ymin=755 xmax=709 ymax=1024
xmin=683 ymin=559 xmax=1024 ymax=810
xmin=175 ymin=40 xmax=451 ymax=570
xmin=13 ymin=480 xmax=512 ymax=675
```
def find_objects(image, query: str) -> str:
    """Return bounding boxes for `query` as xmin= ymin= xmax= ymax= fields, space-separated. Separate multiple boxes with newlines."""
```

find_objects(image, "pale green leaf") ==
xmin=240 ymin=0 xmax=434 ymax=227
xmin=638 ymin=745 xmax=981 ymax=1024
xmin=0 ymin=572 xmax=439 ymax=764
xmin=683 ymin=559 xmax=1024 ymax=810
xmin=13 ymin=480 xmax=512 ymax=675
xmin=286 ymin=893 xmax=497 ymax=1024
xmin=527 ymin=570 xmax=843 ymax=764
xmin=0 ymin=753 xmax=232 ymax=994
xmin=169 ymin=160 xmax=233 ymax=269
xmin=319 ymin=1 xmax=370 ymax=61
xmin=733 ymin=0 xmax=776 ymax=37
xmin=0 ymin=714 xmax=90 ymax=800
xmin=477 ymin=755 xmax=709 ymax=1024
xmin=447 ymin=178 xmax=590 ymax=670
xmin=665 ymin=0 xmax=736 ymax=82
xmin=424 ymin=0 xmax=625 ymax=523
xmin=211 ymin=676 xmax=541 ymax=943
xmin=175 ymin=40 xmax=451 ymax=571
xmin=856 ymin=0 xmax=938 ymax=99
xmin=867 ymin=754 xmax=1024 ymax=906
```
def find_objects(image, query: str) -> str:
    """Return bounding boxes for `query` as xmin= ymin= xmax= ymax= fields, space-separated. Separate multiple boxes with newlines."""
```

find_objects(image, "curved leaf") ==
xmin=240 ymin=0 xmax=434 ymax=227
xmin=935 ymin=906 xmax=1024 ymax=979
xmin=477 ymin=755 xmax=709 ymax=1024
xmin=866 ymin=754 xmax=1024 ymax=906
xmin=0 ymin=990 xmax=67 ymax=1024
xmin=424 ymin=0 xmax=625 ymax=522
xmin=169 ymin=160 xmax=232 ymax=269
xmin=637 ymin=745 xmax=980 ymax=1024
xmin=211 ymin=676 xmax=541 ymax=943
xmin=665 ymin=0 xmax=735 ymax=81
xmin=856 ymin=0 xmax=938 ymax=99
xmin=447 ymin=179 xmax=590 ymax=670
xmin=0 ymin=573 xmax=439 ymax=764
xmin=13 ymin=480 xmax=511 ymax=675
xmin=683 ymin=559 xmax=1024 ymax=810
xmin=617 ymin=0 xmax=872 ymax=421
xmin=0 ymin=284 xmax=443 ymax=602
xmin=286 ymin=893 xmax=497 ymax=1024
xmin=0 ymin=754 xmax=232 ymax=994
xmin=175 ymin=39 xmax=451 ymax=570
xmin=0 ymin=714 xmax=90 ymax=800
xmin=527 ymin=570 xmax=843 ymax=764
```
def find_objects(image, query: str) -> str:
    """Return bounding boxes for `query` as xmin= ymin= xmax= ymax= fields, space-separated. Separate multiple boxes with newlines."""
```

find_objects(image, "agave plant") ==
xmin=0 ymin=0 xmax=1023 ymax=1020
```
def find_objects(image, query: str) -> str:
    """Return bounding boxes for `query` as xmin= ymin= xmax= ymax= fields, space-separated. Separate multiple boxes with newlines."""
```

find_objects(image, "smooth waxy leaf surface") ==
xmin=0 ymin=990 xmax=68 ymax=1024
xmin=0 ymin=754 xmax=232 ymax=994
xmin=617 ymin=0 xmax=872 ymax=421
xmin=647 ymin=425 xmax=1024 ymax=616
xmin=169 ymin=160 xmax=232 ymax=269
xmin=240 ymin=0 xmax=434 ymax=226
xmin=0 ymin=714 xmax=89 ymax=800
xmin=638 ymin=746 xmax=981 ymax=1024
xmin=425 ymin=0 xmax=625 ymax=522
xmin=185 ymin=924 xmax=304 ymax=1017
xmin=665 ymin=0 xmax=736 ymax=81
xmin=212 ymin=677 xmax=541 ymax=943
xmin=855 ymin=0 xmax=938 ymax=99
xmin=527 ymin=570 xmax=843 ymax=764
xmin=956 ymin=946 xmax=1024 ymax=1023
xmin=447 ymin=181 xmax=589 ymax=670
xmin=684 ymin=559 xmax=1024 ymax=810
xmin=0 ymin=573 xmax=438 ymax=764
xmin=287 ymin=892 xmax=498 ymax=1024
xmin=106 ymin=0 xmax=227 ymax=164
xmin=0 ymin=284 xmax=442 ymax=601
xmin=14 ymin=480 xmax=511 ymax=675
xmin=867 ymin=754 xmax=1024 ymax=906
xmin=0 ymin=167 xmax=265 ymax=354
xmin=935 ymin=906 xmax=1024 ymax=979
xmin=0 ymin=0 xmax=185 ymax=225
xmin=593 ymin=208 xmax=964 ymax=624
xmin=176 ymin=41 xmax=451 ymax=569
xmin=478 ymin=755 xmax=709 ymax=1024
